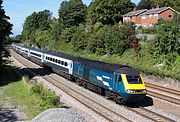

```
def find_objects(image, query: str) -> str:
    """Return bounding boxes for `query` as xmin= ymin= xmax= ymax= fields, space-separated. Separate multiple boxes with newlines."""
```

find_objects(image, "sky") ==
xmin=3 ymin=0 xmax=140 ymax=36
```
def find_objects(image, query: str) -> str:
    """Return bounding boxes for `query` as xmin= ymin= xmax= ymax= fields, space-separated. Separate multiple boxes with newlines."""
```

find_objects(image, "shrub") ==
xmin=30 ymin=82 xmax=60 ymax=108
xmin=153 ymin=20 xmax=180 ymax=55
xmin=152 ymin=20 xmax=180 ymax=63
xmin=71 ymin=25 xmax=88 ymax=51
xmin=60 ymin=26 xmax=77 ymax=43
xmin=30 ymin=82 xmax=43 ymax=95
xmin=41 ymin=89 xmax=60 ymax=108
xmin=87 ymin=25 xmax=109 ymax=54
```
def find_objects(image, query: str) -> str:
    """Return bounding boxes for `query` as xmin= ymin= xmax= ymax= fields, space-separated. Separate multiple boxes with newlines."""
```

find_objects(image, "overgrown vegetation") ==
xmin=137 ymin=0 xmax=180 ymax=11
xmin=0 ymin=0 xmax=12 ymax=67
xmin=136 ymin=26 xmax=157 ymax=34
xmin=30 ymin=82 xmax=60 ymax=109
xmin=0 ymin=65 xmax=60 ymax=119
xmin=18 ymin=0 xmax=180 ymax=81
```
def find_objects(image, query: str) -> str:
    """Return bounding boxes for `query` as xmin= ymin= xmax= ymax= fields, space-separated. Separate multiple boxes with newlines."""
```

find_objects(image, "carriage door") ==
xmin=83 ymin=66 xmax=89 ymax=81
xmin=114 ymin=74 xmax=122 ymax=93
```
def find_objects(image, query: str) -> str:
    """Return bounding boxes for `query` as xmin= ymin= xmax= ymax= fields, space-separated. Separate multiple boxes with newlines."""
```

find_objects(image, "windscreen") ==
xmin=126 ymin=75 xmax=142 ymax=84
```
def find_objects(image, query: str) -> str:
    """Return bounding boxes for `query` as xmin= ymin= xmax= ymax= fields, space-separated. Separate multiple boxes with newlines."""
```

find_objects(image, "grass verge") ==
xmin=0 ymin=64 xmax=60 ymax=119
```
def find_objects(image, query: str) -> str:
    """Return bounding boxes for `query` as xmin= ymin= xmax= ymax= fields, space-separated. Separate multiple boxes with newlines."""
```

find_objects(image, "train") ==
xmin=12 ymin=43 xmax=147 ymax=103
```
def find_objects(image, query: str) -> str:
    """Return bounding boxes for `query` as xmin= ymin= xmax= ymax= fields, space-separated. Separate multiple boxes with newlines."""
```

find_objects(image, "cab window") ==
xmin=126 ymin=75 xmax=142 ymax=84
xmin=118 ymin=75 xmax=122 ymax=82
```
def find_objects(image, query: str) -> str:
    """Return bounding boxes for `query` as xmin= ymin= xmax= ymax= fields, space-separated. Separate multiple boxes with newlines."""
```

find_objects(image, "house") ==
xmin=123 ymin=7 xmax=179 ymax=28
xmin=123 ymin=9 xmax=147 ymax=27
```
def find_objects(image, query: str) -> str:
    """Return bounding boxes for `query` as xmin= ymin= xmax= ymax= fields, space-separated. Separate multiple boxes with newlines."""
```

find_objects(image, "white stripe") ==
xmin=96 ymin=76 xmax=110 ymax=87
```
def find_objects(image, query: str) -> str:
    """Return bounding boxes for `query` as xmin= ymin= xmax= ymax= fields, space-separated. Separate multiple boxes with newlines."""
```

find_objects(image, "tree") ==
xmin=150 ymin=0 xmax=180 ymax=11
xmin=87 ymin=0 xmax=135 ymax=25
xmin=137 ymin=0 xmax=151 ymax=10
xmin=0 ymin=0 xmax=12 ymax=66
xmin=153 ymin=20 xmax=180 ymax=63
xmin=58 ymin=0 xmax=87 ymax=27
xmin=22 ymin=10 xmax=52 ymax=45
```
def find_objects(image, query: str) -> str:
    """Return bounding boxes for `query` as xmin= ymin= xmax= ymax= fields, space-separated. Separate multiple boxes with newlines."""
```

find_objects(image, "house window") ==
xmin=142 ymin=15 xmax=146 ymax=19
xmin=149 ymin=14 xmax=153 ymax=18
xmin=124 ymin=17 xmax=127 ymax=20
xmin=61 ymin=61 xmax=64 ymax=65
xmin=168 ymin=14 xmax=173 ymax=19
xmin=154 ymin=14 xmax=158 ymax=18
xmin=143 ymin=24 xmax=147 ymax=28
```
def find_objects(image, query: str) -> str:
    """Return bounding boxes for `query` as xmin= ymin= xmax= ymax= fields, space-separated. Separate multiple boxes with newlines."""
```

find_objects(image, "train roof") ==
xmin=45 ymin=49 xmax=140 ymax=74
xmin=12 ymin=43 xmax=45 ymax=53
xmin=12 ymin=43 xmax=140 ymax=74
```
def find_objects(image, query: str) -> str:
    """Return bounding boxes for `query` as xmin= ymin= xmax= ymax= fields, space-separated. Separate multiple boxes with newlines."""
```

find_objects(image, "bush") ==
xmin=136 ymin=26 xmax=157 ymax=34
xmin=41 ymin=89 xmax=60 ymax=108
xmin=30 ymin=82 xmax=60 ymax=108
xmin=30 ymin=82 xmax=43 ymax=94
xmin=87 ymin=25 xmax=109 ymax=54
xmin=152 ymin=20 xmax=180 ymax=62
xmin=60 ymin=26 xmax=77 ymax=43
xmin=71 ymin=25 xmax=88 ymax=51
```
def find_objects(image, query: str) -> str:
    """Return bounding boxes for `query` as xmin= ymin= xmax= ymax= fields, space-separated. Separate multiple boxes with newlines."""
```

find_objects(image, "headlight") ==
xmin=142 ymin=89 xmax=147 ymax=93
xmin=126 ymin=89 xmax=147 ymax=93
xmin=126 ymin=89 xmax=135 ymax=93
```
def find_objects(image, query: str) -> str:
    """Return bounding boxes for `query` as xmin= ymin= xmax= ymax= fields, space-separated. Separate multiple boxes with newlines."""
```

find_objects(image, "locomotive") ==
xmin=12 ymin=43 xmax=147 ymax=103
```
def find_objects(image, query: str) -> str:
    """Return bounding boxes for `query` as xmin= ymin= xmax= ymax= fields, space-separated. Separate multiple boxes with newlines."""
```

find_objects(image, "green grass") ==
xmin=0 ymin=65 xmax=59 ymax=119
xmin=0 ymin=79 xmax=45 ymax=119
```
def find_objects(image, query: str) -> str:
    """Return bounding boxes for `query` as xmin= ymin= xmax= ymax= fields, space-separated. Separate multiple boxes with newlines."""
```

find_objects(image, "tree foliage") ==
xmin=153 ymin=20 xmax=180 ymax=64
xmin=87 ymin=0 xmax=135 ymax=25
xmin=22 ymin=10 xmax=52 ymax=43
xmin=151 ymin=0 xmax=180 ymax=11
xmin=0 ymin=0 xmax=12 ymax=40
xmin=0 ymin=0 xmax=12 ymax=66
xmin=58 ymin=0 xmax=87 ymax=27
xmin=137 ymin=0 xmax=180 ymax=11
xmin=137 ymin=0 xmax=151 ymax=10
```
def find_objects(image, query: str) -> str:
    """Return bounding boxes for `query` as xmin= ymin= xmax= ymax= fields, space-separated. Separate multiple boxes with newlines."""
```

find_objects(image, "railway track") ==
xmin=129 ymin=107 xmax=176 ymax=122
xmin=8 ymin=48 xmax=177 ymax=122
xmin=146 ymin=83 xmax=180 ymax=105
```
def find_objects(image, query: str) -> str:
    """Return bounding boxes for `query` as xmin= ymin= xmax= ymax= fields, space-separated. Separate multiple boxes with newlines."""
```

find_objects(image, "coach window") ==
xmin=55 ymin=59 xmax=58 ymax=63
xmin=65 ymin=62 xmax=68 ymax=66
xmin=61 ymin=61 xmax=64 ymax=65
xmin=119 ymin=75 xmax=122 ymax=82
xmin=50 ymin=58 xmax=52 ymax=61
xmin=58 ymin=60 xmax=61 ymax=64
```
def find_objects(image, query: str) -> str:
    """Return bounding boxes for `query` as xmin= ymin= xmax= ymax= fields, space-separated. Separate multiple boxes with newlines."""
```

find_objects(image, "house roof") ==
xmin=141 ymin=7 xmax=179 ymax=15
xmin=123 ymin=9 xmax=147 ymax=17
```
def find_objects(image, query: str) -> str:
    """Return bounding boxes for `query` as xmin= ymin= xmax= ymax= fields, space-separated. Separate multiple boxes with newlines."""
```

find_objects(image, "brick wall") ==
xmin=159 ymin=9 xmax=174 ymax=20
xmin=123 ymin=8 xmax=175 ymax=28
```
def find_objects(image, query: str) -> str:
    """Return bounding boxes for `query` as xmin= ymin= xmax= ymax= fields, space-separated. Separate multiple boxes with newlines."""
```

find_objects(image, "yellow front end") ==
xmin=121 ymin=74 xmax=146 ymax=102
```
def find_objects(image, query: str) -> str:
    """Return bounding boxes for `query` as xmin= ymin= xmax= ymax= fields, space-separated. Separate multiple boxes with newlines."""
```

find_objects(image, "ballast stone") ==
xmin=31 ymin=108 xmax=86 ymax=122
